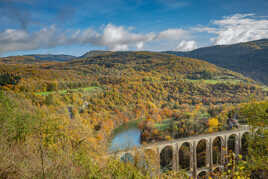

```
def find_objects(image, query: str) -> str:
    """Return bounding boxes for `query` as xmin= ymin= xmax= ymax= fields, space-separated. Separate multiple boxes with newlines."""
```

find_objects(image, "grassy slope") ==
xmin=35 ymin=86 xmax=100 ymax=96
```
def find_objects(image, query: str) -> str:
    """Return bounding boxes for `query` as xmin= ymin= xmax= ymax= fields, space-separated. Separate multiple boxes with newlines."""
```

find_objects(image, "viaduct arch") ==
xmin=114 ymin=125 xmax=250 ymax=179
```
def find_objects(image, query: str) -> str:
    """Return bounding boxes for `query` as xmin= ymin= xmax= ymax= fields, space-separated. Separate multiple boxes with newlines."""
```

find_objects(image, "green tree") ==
xmin=239 ymin=101 xmax=268 ymax=178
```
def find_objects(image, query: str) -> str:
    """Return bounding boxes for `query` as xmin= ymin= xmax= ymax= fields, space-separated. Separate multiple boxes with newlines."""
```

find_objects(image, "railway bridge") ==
xmin=113 ymin=125 xmax=250 ymax=178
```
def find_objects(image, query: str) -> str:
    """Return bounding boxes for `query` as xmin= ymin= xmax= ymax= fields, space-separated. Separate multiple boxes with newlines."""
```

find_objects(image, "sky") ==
xmin=1 ymin=0 xmax=268 ymax=57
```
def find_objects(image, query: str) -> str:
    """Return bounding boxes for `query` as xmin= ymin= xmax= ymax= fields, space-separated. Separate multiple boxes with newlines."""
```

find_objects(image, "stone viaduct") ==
xmin=113 ymin=125 xmax=250 ymax=178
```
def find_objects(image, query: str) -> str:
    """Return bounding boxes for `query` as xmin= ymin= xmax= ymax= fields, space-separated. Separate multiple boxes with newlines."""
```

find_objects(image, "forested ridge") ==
xmin=165 ymin=39 xmax=268 ymax=85
xmin=0 ymin=54 xmax=75 ymax=64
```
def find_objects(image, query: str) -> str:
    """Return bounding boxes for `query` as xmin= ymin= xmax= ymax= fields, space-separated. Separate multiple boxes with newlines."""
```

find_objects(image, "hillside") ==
xmin=78 ymin=50 xmax=111 ymax=58
xmin=1 ymin=52 xmax=267 ymax=136
xmin=1 ymin=51 xmax=267 ymax=144
xmin=28 ymin=54 xmax=76 ymax=61
xmin=1 ymin=51 xmax=268 ymax=135
xmin=1 ymin=51 xmax=266 ymax=103
xmin=0 ymin=54 xmax=75 ymax=64
xmin=165 ymin=39 xmax=268 ymax=85
xmin=47 ymin=51 xmax=268 ymax=105
xmin=0 ymin=51 xmax=268 ymax=178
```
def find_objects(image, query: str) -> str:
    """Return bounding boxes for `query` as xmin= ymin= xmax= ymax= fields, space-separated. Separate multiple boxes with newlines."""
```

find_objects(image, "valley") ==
xmin=0 ymin=50 xmax=268 ymax=178
xmin=1 ymin=0 xmax=268 ymax=177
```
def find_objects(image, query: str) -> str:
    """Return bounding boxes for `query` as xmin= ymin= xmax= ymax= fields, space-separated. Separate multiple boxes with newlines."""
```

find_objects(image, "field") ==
xmin=35 ymin=86 xmax=100 ymax=96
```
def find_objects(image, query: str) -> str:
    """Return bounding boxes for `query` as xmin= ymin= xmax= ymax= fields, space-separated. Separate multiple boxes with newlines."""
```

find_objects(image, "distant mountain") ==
xmin=165 ymin=39 xmax=268 ymax=85
xmin=79 ymin=50 xmax=111 ymax=58
xmin=0 ymin=54 xmax=75 ymax=64
xmin=28 ymin=54 xmax=76 ymax=61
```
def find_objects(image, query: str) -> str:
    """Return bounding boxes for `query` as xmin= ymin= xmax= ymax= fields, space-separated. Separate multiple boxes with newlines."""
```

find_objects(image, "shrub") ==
xmin=0 ymin=73 xmax=21 ymax=86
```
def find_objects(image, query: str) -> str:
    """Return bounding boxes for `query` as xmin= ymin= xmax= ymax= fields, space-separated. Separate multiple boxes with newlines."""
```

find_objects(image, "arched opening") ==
xmin=241 ymin=132 xmax=250 ymax=160
xmin=120 ymin=153 xmax=134 ymax=163
xmin=197 ymin=139 xmax=207 ymax=168
xmin=160 ymin=145 xmax=173 ymax=172
xmin=212 ymin=167 xmax=221 ymax=178
xmin=197 ymin=171 xmax=208 ymax=179
xmin=227 ymin=134 xmax=237 ymax=166
xmin=227 ymin=134 xmax=237 ymax=154
xmin=212 ymin=137 xmax=222 ymax=165
xmin=179 ymin=142 xmax=191 ymax=170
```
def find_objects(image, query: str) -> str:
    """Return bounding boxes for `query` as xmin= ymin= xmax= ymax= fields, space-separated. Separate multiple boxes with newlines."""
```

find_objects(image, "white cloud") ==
xmin=0 ymin=24 xmax=192 ymax=54
xmin=109 ymin=44 xmax=128 ymax=51
xmin=194 ymin=14 xmax=268 ymax=45
xmin=2 ymin=13 xmax=268 ymax=55
xmin=0 ymin=26 xmax=59 ymax=53
xmin=157 ymin=29 xmax=189 ymax=40
xmin=72 ymin=28 xmax=100 ymax=44
xmin=175 ymin=40 xmax=197 ymax=51
xmin=0 ymin=29 xmax=28 ymax=45
xmin=136 ymin=42 xmax=144 ymax=50
xmin=191 ymin=26 xmax=217 ymax=33
xmin=99 ymin=24 xmax=156 ymax=51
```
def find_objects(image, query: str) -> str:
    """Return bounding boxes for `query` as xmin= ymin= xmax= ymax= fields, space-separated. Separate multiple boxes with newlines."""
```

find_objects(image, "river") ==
xmin=110 ymin=127 xmax=141 ymax=152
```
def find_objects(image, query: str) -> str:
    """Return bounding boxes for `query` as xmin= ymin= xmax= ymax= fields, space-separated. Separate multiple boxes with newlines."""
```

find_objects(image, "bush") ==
xmin=0 ymin=91 xmax=34 ymax=143
xmin=0 ymin=73 xmax=21 ymax=86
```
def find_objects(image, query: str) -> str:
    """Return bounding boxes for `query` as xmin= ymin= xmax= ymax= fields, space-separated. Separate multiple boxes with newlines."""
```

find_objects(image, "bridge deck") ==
xmin=113 ymin=125 xmax=249 ymax=153
xmin=144 ymin=126 xmax=249 ymax=147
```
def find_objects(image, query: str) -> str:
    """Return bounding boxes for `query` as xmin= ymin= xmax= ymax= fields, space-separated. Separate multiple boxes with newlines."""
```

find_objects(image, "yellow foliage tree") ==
xmin=208 ymin=118 xmax=219 ymax=133
xmin=208 ymin=118 xmax=219 ymax=127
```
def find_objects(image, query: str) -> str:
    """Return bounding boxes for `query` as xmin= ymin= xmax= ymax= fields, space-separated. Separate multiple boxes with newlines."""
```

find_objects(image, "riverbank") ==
xmin=111 ymin=119 xmax=142 ymax=138
xmin=109 ymin=120 xmax=143 ymax=152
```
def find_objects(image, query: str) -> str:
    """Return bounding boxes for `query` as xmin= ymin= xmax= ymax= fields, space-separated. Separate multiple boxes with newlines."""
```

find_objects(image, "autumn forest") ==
xmin=0 ymin=50 xmax=267 ymax=178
